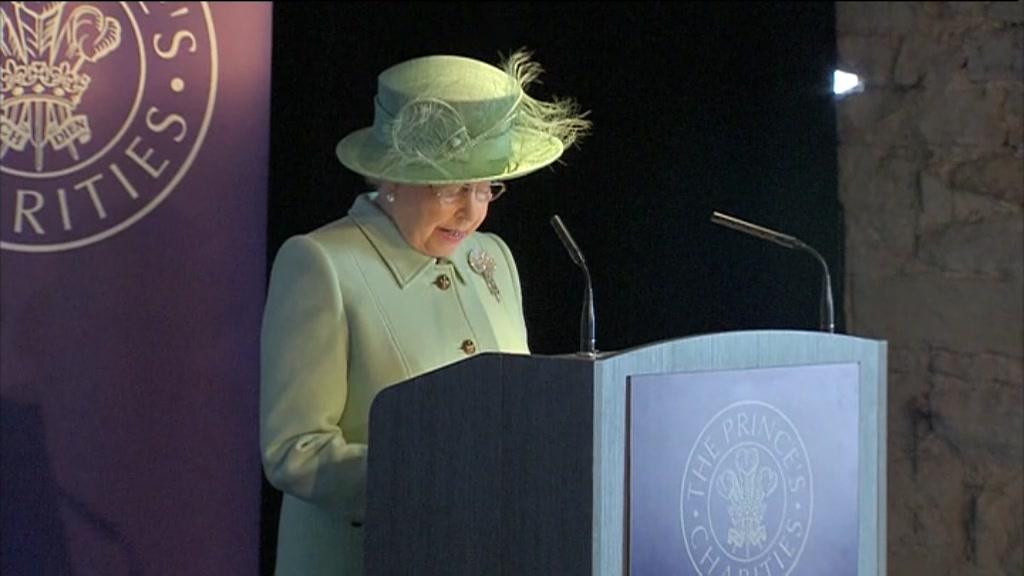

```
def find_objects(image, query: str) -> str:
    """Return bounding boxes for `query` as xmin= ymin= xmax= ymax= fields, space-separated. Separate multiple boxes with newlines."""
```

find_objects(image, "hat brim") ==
xmin=335 ymin=127 xmax=565 ymax=185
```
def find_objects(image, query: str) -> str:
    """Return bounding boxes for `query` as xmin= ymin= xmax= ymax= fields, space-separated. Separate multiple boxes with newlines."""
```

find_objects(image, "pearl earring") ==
xmin=385 ymin=191 xmax=396 ymax=203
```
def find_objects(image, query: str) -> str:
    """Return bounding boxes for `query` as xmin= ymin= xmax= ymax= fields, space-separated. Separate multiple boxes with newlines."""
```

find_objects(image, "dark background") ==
xmin=264 ymin=1 xmax=839 ymax=570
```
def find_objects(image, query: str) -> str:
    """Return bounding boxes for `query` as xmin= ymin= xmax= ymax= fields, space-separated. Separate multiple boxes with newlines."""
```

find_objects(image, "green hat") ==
xmin=335 ymin=50 xmax=590 ymax=185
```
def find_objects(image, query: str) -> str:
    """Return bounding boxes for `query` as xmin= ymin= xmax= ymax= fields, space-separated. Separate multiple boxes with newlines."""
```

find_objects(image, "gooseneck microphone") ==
xmin=711 ymin=211 xmax=835 ymax=334
xmin=550 ymin=215 xmax=597 ymax=355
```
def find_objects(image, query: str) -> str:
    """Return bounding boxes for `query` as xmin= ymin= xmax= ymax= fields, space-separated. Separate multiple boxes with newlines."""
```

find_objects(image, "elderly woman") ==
xmin=259 ymin=50 xmax=589 ymax=575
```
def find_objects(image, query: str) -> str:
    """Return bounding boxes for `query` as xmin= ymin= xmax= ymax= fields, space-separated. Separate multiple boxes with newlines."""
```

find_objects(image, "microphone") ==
xmin=711 ymin=211 xmax=835 ymax=333
xmin=550 ymin=215 xmax=597 ymax=355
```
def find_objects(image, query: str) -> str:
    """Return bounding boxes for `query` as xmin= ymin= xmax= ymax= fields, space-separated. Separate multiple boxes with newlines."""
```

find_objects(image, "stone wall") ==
xmin=836 ymin=2 xmax=1023 ymax=575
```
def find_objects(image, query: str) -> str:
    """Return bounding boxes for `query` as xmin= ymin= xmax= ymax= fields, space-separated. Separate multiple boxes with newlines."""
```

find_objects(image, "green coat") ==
xmin=260 ymin=193 xmax=530 ymax=575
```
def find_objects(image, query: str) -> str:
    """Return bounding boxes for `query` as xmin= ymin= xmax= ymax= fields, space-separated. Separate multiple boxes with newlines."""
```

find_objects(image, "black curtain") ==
xmin=264 ymin=2 xmax=839 ymax=571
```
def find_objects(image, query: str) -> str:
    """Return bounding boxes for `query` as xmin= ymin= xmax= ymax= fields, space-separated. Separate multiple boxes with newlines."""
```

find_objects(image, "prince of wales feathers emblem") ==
xmin=716 ymin=447 xmax=779 ymax=554
xmin=1 ymin=1 xmax=122 ymax=171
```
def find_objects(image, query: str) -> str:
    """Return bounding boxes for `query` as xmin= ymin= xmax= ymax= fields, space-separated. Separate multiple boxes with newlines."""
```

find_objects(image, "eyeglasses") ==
xmin=431 ymin=181 xmax=507 ymax=205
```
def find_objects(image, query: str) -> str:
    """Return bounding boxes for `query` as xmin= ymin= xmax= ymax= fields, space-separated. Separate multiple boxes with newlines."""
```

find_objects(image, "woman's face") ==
xmin=380 ymin=181 xmax=492 ymax=258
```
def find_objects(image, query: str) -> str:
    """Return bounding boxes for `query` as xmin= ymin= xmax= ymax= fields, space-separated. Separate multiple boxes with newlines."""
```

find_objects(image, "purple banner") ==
xmin=1 ymin=2 xmax=270 ymax=574
xmin=629 ymin=363 xmax=860 ymax=576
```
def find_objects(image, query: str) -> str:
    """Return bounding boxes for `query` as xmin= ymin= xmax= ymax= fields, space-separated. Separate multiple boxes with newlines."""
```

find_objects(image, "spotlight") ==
xmin=832 ymin=69 xmax=863 ymax=96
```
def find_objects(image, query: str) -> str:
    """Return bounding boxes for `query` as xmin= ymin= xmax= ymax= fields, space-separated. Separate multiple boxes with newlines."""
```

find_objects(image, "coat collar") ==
xmin=349 ymin=193 xmax=471 ymax=288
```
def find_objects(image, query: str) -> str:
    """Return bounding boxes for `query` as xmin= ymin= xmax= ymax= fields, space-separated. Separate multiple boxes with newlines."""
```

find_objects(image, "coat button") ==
xmin=460 ymin=339 xmax=476 ymax=355
xmin=434 ymin=274 xmax=451 ymax=291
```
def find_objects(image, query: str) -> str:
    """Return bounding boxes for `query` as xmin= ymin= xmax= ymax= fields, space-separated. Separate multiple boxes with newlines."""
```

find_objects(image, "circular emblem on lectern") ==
xmin=1 ymin=1 xmax=218 ymax=252
xmin=680 ymin=401 xmax=812 ymax=575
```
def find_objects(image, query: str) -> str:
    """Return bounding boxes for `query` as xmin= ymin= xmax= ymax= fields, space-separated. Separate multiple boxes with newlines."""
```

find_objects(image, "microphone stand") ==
xmin=711 ymin=211 xmax=835 ymax=333
xmin=550 ymin=215 xmax=597 ymax=356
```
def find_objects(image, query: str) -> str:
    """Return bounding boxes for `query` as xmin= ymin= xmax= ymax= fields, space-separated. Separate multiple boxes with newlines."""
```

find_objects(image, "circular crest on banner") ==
xmin=680 ymin=400 xmax=813 ymax=575
xmin=1 ymin=1 xmax=218 ymax=252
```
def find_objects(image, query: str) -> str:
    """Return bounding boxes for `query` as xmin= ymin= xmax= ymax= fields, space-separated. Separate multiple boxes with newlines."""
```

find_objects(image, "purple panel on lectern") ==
xmin=629 ymin=363 xmax=859 ymax=576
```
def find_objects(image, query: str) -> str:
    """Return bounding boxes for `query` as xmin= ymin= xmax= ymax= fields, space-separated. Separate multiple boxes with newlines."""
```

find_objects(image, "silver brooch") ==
xmin=468 ymin=248 xmax=501 ymax=302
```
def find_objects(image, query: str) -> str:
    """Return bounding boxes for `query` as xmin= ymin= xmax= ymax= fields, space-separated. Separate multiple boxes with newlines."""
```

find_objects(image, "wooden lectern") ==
xmin=365 ymin=330 xmax=886 ymax=576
